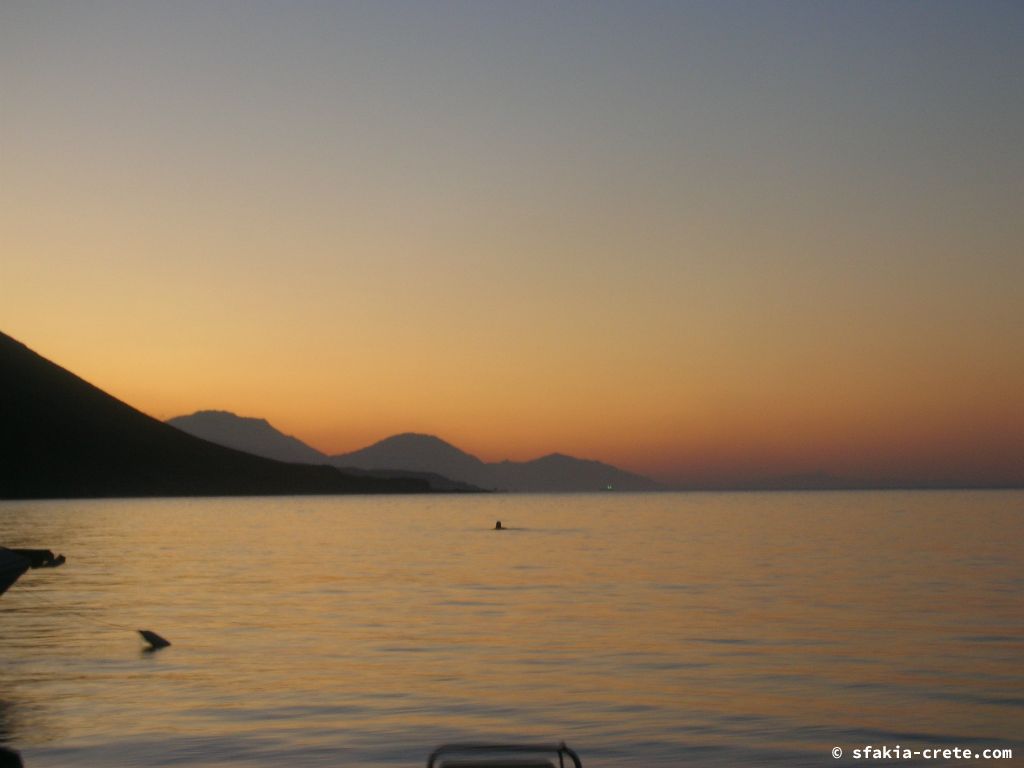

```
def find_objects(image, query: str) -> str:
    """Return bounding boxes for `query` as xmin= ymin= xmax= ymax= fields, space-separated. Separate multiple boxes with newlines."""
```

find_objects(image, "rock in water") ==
xmin=138 ymin=629 xmax=171 ymax=649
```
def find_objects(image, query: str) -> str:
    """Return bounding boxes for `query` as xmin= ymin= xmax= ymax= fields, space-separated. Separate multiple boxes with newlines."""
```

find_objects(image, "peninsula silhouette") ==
xmin=0 ymin=332 xmax=431 ymax=499
xmin=168 ymin=414 xmax=664 ymax=492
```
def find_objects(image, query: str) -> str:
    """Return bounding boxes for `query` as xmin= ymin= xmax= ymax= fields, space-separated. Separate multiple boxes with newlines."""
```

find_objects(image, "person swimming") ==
xmin=494 ymin=520 xmax=503 ymax=530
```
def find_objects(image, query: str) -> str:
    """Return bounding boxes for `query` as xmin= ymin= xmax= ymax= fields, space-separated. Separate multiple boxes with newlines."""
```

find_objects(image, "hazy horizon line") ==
xmin=165 ymin=409 xmax=1024 ymax=492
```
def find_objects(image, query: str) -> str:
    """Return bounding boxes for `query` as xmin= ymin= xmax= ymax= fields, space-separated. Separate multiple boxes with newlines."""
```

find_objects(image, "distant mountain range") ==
xmin=334 ymin=433 xmax=664 ymax=491
xmin=0 ymin=332 xmax=432 ymax=499
xmin=165 ymin=412 xmax=478 ymax=492
xmin=10 ymin=330 xmax=1007 ymax=497
xmin=167 ymin=412 xmax=664 ymax=492
xmin=166 ymin=410 xmax=327 ymax=464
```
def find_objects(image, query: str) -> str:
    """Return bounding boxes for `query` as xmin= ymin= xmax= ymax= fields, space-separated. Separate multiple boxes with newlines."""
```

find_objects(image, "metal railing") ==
xmin=427 ymin=742 xmax=582 ymax=768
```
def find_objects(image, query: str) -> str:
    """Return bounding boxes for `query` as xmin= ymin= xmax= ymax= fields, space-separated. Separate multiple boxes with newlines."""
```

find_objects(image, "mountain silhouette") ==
xmin=167 ymin=414 xmax=661 ymax=492
xmin=487 ymin=452 xmax=660 ymax=492
xmin=331 ymin=433 xmax=492 ymax=485
xmin=333 ymin=436 xmax=661 ymax=491
xmin=332 ymin=436 xmax=661 ymax=491
xmin=165 ymin=415 xmax=480 ymax=492
xmin=167 ymin=410 xmax=327 ymax=464
xmin=164 ymin=409 xmax=1023 ymax=494
xmin=0 ymin=332 xmax=430 ymax=499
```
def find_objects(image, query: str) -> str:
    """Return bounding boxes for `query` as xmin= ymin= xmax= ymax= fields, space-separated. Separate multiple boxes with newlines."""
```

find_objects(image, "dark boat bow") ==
xmin=0 ymin=548 xmax=31 ymax=597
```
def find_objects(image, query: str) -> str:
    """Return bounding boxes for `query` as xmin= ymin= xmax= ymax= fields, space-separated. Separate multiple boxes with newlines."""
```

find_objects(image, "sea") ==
xmin=1 ymin=491 xmax=1021 ymax=767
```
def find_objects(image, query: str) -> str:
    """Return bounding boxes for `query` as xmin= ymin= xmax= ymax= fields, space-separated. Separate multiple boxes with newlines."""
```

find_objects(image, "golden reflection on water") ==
xmin=1 ymin=491 xmax=1021 ymax=766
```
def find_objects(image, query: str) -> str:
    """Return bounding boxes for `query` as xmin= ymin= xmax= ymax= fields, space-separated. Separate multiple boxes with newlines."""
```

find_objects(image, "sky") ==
xmin=2 ymin=1 xmax=1022 ymax=486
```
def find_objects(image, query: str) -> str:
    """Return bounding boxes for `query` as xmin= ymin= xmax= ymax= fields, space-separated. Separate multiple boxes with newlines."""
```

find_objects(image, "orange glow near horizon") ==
xmin=2 ymin=3 xmax=1022 ymax=487
xmin=5 ymin=320 xmax=1019 ymax=487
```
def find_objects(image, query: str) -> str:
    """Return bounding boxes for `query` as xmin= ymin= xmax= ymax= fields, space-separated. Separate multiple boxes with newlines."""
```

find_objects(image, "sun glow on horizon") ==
xmin=2 ymin=2 xmax=1022 ymax=487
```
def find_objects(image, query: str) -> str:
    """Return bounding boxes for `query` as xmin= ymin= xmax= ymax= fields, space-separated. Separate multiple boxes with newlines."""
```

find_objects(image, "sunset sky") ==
xmin=2 ymin=2 xmax=1022 ymax=486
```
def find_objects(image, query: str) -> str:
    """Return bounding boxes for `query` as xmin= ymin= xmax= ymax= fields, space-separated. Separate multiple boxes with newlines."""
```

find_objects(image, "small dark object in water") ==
xmin=0 ymin=746 xmax=24 ymax=768
xmin=494 ymin=520 xmax=503 ymax=530
xmin=138 ymin=629 xmax=171 ymax=649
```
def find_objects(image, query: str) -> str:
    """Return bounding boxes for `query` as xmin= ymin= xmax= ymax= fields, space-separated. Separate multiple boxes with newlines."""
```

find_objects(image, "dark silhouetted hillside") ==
xmin=169 ymin=419 xmax=664 ymax=492
xmin=0 ymin=332 xmax=430 ymax=499
xmin=489 ymin=453 xmax=662 ymax=492
xmin=331 ymin=434 xmax=663 ymax=492
xmin=166 ymin=415 xmax=481 ymax=492
xmin=331 ymin=433 xmax=492 ymax=486
xmin=167 ymin=410 xmax=327 ymax=464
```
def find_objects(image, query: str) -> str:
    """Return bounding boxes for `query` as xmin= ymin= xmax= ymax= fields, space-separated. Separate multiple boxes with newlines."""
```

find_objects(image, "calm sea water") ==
xmin=1 ymin=492 xmax=1021 ymax=767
